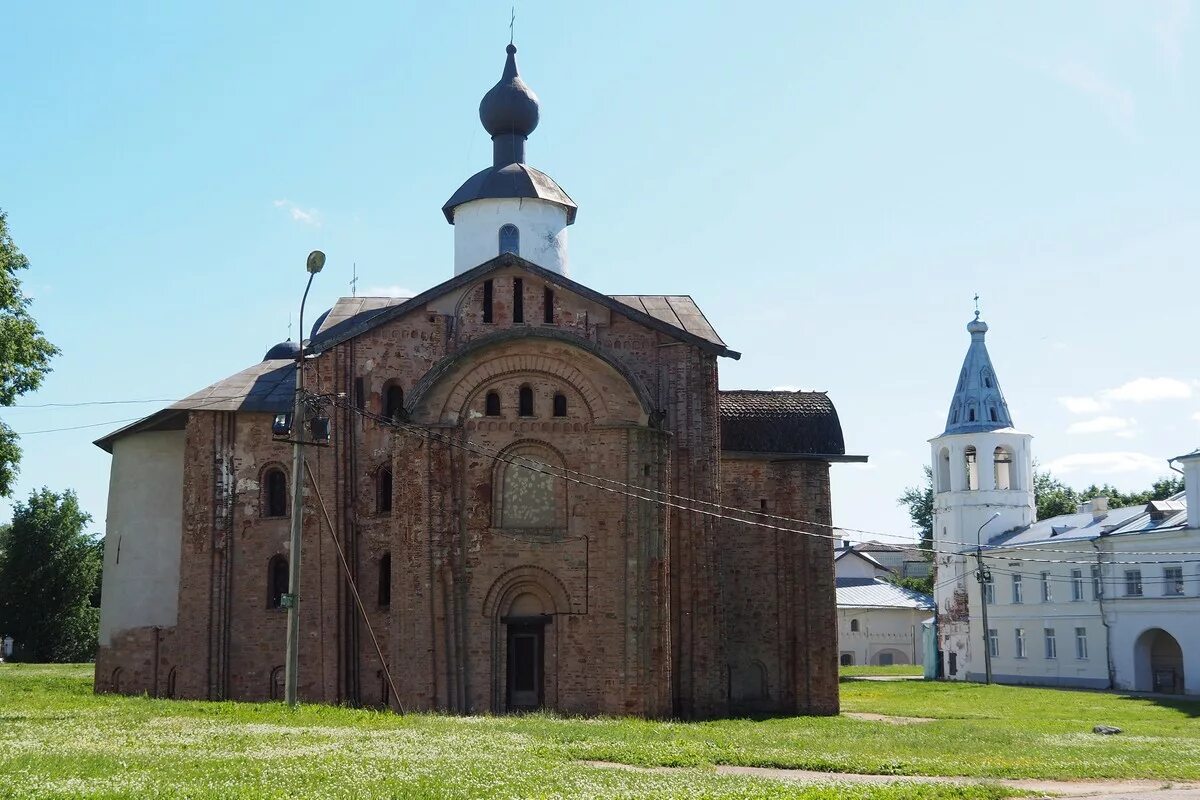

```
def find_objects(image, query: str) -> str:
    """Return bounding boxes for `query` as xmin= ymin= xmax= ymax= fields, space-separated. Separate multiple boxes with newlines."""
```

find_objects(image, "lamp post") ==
xmin=975 ymin=511 xmax=1001 ymax=686
xmin=284 ymin=249 xmax=325 ymax=708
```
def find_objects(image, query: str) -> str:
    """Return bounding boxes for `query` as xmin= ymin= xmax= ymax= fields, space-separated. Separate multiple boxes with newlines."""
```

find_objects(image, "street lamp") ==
xmin=975 ymin=511 xmax=1001 ymax=685
xmin=284 ymin=250 xmax=325 ymax=708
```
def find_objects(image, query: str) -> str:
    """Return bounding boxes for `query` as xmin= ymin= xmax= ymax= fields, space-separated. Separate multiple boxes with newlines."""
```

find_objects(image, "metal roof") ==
xmin=93 ymin=359 xmax=295 ymax=453
xmin=984 ymin=492 xmax=1189 ymax=551
xmin=942 ymin=314 xmax=1014 ymax=435
xmin=308 ymin=252 xmax=740 ymax=359
xmin=719 ymin=390 xmax=864 ymax=461
xmin=611 ymin=295 xmax=726 ymax=347
xmin=836 ymin=578 xmax=934 ymax=610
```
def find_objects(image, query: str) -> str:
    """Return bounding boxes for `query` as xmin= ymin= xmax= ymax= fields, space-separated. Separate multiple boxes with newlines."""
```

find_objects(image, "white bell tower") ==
xmin=930 ymin=312 xmax=1034 ymax=681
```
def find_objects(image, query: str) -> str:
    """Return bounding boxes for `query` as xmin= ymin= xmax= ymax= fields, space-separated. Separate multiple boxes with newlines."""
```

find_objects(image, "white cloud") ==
xmin=1102 ymin=377 xmax=1192 ymax=402
xmin=273 ymin=199 xmax=322 ymax=227
xmin=1058 ymin=396 xmax=1105 ymax=414
xmin=364 ymin=286 xmax=414 ymax=298
xmin=1044 ymin=451 xmax=1163 ymax=475
xmin=1066 ymin=416 xmax=1135 ymax=435
xmin=1051 ymin=61 xmax=1135 ymax=130
xmin=1152 ymin=0 xmax=1191 ymax=76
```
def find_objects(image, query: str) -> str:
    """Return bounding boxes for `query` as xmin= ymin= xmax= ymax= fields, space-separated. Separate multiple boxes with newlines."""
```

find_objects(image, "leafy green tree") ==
xmin=897 ymin=466 xmax=934 ymax=559
xmin=0 ymin=209 xmax=60 ymax=496
xmin=888 ymin=574 xmax=934 ymax=595
xmin=0 ymin=488 xmax=100 ymax=662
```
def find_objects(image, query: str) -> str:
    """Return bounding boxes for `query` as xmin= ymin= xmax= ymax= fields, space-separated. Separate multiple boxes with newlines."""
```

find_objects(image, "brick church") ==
xmin=94 ymin=44 xmax=862 ymax=718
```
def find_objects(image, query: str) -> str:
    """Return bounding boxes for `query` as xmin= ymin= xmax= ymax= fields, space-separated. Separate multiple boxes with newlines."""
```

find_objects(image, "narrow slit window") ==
xmin=268 ymin=556 xmax=289 ymax=609
xmin=264 ymin=468 xmax=288 ymax=518
xmin=499 ymin=224 xmax=519 ymax=255
xmin=518 ymin=386 xmax=534 ymax=417
xmin=543 ymin=287 xmax=554 ymax=324
xmin=384 ymin=385 xmax=404 ymax=421
xmin=378 ymin=553 xmax=391 ymax=608
xmin=483 ymin=279 xmax=494 ymax=323
xmin=376 ymin=467 xmax=393 ymax=514
xmin=513 ymin=278 xmax=524 ymax=323
xmin=354 ymin=378 xmax=365 ymax=411
xmin=485 ymin=391 xmax=501 ymax=417
xmin=552 ymin=392 xmax=567 ymax=417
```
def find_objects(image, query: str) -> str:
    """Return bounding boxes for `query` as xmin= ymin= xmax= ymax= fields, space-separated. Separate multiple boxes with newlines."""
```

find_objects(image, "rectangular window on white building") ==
xmin=1071 ymin=569 xmax=1084 ymax=601
xmin=1012 ymin=574 xmax=1023 ymax=604
xmin=984 ymin=573 xmax=995 ymax=605
xmin=1015 ymin=628 xmax=1027 ymax=658
xmin=988 ymin=628 xmax=999 ymax=657
xmin=1125 ymin=569 xmax=1143 ymax=597
xmin=1074 ymin=627 xmax=1088 ymax=660
xmin=1164 ymin=565 xmax=1184 ymax=596
xmin=1041 ymin=572 xmax=1052 ymax=603
xmin=1092 ymin=565 xmax=1103 ymax=599
xmin=1044 ymin=628 xmax=1057 ymax=659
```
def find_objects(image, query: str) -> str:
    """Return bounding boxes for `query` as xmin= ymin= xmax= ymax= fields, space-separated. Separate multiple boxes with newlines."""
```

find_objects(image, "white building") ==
xmin=835 ymin=544 xmax=933 ymax=667
xmin=930 ymin=313 xmax=1199 ymax=695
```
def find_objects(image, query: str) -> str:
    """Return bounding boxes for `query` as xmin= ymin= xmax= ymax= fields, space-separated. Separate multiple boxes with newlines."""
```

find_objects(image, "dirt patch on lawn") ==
xmin=843 ymin=712 xmax=936 ymax=725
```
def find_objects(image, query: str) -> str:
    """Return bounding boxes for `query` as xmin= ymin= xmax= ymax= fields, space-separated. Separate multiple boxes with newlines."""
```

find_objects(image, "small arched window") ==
xmin=268 ymin=555 xmax=289 ymax=609
xmin=270 ymin=666 xmax=285 ymax=701
xmin=485 ymin=391 xmax=501 ymax=417
xmin=553 ymin=393 xmax=567 ymax=417
xmin=518 ymin=386 xmax=534 ymax=417
xmin=840 ymin=653 xmax=854 ymax=666
xmin=378 ymin=552 xmax=391 ymax=608
xmin=850 ymin=619 xmax=860 ymax=632
xmin=376 ymin=467 xmax=393 ymax=514
xmin=166 ymin=666 xmax=178 ymax=699
xmin=263 ymin=468 xmax=288 ymax=518
xmin=499 ymin=224 xmax=519 ymax=255
xmin=384 ymin=385 xmax=404 ymax=421
xmin=968 ymin=408 xmax=976 ymax=422
xmin=994 ymin=446 xmax=1015 ymax=491
xmin=111 ymin=667 xmax=122 ymax=693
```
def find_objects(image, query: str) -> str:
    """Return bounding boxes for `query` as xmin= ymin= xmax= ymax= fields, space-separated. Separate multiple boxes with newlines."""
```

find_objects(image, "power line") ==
xmin=331 ymin=397 xmax=1200 ymax=567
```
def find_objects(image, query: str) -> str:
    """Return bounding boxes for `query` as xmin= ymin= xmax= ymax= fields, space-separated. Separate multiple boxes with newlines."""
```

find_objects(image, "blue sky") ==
xmin=2 ymin=2 xmax=1198 ymax=542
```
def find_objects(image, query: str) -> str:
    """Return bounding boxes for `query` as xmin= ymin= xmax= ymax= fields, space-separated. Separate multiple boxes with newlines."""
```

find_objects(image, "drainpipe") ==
xmin=1090 ymin=536 xmax=1115 ymax=690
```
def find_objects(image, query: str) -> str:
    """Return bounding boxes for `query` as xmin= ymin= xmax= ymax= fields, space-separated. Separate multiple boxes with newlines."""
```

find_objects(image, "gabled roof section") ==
xmin=719 ymin=390 xmax=866 ymax=461
xmin=836 ymin=578 xmax=934 ymax=610
xmin=94 ymin=359 xmax=295 ymax=453
xmin=942 ymin=314 xmax=1014 ymax=435
xmin=610 ymin=295 xmax=725 ymax=347
xmin=835 ymin=547 xmax=890 ymax=571
xmin=308 ymin=253 xmax=740 ymax=359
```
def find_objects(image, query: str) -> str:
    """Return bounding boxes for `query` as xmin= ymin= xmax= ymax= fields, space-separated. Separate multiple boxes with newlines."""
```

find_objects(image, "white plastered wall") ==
xmin=453 ymin=198 xmax=569 ymax=275
xmin=98 ymin=430 xmax=185 ymax=646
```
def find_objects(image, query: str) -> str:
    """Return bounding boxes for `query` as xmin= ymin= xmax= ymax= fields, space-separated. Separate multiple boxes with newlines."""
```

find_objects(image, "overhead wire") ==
xmin=327 ymin=395 xmax=1200 ymax=567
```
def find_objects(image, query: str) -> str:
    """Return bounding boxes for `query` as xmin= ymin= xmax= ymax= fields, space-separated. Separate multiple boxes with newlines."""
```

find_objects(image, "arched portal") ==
xmin=874 ymin=648 xmax=910 ymax=666
xmin=1134 ymin=628 xmax=1184 ymax=694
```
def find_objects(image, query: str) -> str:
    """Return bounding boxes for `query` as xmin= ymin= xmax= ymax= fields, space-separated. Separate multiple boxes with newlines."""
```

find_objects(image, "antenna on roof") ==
xmin=350 ymin=262 xmax=358 ymax=297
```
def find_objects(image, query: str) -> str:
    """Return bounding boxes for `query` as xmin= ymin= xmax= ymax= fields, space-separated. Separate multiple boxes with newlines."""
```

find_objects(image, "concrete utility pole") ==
xmin=284 ymin=250 xmax=325 ymax=707
xmin=975 ymin=511 xmax=1001 ymax=686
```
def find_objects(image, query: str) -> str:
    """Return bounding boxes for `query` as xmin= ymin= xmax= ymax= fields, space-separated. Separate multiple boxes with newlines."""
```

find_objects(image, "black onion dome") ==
xmin=263 ymin=340 xmax=300 ymax=361
xmin=479 ymin=44 xmax=539 ymax=137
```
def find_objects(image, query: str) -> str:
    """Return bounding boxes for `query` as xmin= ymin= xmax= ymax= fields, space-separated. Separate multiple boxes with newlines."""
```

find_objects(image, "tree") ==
xmin=0 ymin=209 xmax=60 ymax=496
xmin=0 ymin=488 xmax=100 ymax=662
xmin=897 ymin=466 xmax=934 ymax=558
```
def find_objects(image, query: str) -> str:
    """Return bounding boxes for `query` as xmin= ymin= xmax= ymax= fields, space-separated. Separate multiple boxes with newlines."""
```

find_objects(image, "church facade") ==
xmin=93 ymin=45 xmax=860 ymax=718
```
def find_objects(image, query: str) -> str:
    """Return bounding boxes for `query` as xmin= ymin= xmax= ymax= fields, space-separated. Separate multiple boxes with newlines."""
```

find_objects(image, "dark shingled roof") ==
xmin=719 ymin=390 xmax=863 ymax=461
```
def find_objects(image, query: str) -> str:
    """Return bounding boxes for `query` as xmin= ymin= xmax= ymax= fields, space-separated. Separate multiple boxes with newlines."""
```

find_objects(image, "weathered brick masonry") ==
xmin=94 ymin=254 xmax=852 ymax=718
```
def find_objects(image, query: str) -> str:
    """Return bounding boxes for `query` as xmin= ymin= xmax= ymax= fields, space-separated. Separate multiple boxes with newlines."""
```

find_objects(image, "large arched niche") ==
xmin=406 ymin=330 xmax=651 ymax=426
xmin=482 ymin=565 xmax=572 ymax=620
xmin=491 ymin=440 xmax=569 ymax=532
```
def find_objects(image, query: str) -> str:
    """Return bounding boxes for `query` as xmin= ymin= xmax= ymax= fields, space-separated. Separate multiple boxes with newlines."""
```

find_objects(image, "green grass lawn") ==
xmin=838 ymin=665 xmax=924 ymax=678
xmin=2 ymin=664 xmax=1198 ymax=799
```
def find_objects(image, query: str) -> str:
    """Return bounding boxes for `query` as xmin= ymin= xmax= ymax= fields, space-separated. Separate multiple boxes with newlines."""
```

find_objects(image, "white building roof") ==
xmin=836 ymin=578 xmax=934 ymax=610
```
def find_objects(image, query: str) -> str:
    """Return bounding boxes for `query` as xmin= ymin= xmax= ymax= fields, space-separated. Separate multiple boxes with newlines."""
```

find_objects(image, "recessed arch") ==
xmin=964 ymin=446 xmax=979 ymax=491
xmin=482 ymin=565 xmax=572 ymax=620
xmin=406 ymin=329 xmax=652 ymax=426
xmin=492 ymin=439 xmax=568 ymax=531
xmin=260 ymin=463 xmax=288 ymax=518
xmin=937 ymin=447 xmax=951 ymax=493
xmin=994 ymin=446 xmax=1015 ymax=490
xmin=1134 ymin=628 xmax=1184 ymax=694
